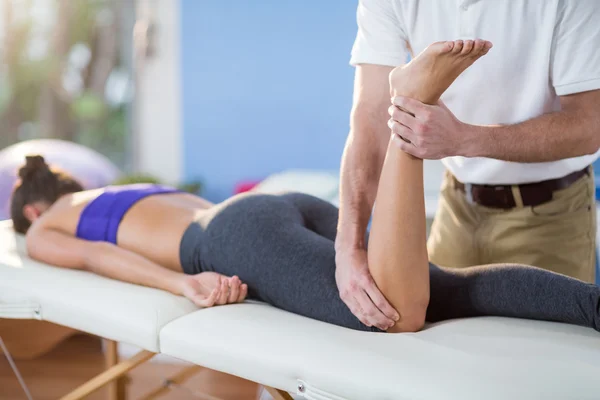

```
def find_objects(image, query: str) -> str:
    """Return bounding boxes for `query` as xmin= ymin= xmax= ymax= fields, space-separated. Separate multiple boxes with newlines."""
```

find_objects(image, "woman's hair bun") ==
xmin=18 ymin=155 xmax=51 ymax=181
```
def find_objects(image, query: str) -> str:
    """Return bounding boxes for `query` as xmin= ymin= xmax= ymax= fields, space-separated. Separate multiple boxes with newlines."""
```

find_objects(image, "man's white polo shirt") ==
xmin=350 ymin=0 xmax=600 ymax=184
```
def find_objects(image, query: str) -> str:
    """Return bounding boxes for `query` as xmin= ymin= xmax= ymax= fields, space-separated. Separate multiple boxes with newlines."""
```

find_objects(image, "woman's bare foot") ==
xmin=389 ymin=39 xmax=493 ymax=106
xmin=180 ymin=272 xmax=248 ymax=307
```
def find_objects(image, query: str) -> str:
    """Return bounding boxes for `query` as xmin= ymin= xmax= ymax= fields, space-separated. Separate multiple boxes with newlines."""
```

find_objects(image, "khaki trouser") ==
xmin=427 ymin=170 xmax=597 ymax=283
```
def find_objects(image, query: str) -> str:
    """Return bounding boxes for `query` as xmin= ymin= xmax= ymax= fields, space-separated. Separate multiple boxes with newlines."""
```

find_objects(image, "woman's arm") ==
xmin=26 ymin=226 xmax=245 ymax=307
xmin=26 ymin=226 xmax=185 ymax=295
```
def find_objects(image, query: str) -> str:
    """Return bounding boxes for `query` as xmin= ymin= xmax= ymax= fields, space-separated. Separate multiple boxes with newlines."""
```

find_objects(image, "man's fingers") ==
xmin=391 ymin=96 xmax=429 ymax=117
xmin=363 ymin=282 xmax=400 ymax=323
xmin=395 ymin=135 xmax=422 ymax=158
xmin=341 ymin=295 xmax=371 ymax=327
xmin=354 ymin=290 xmax=394 ymax=330
xmin=350 ymin=301 xmax=372 ymax=327
xmin=388 ymin=119 xmax=417 ymax=144
xmin=388 ymin=105 xmax=419 ymax=130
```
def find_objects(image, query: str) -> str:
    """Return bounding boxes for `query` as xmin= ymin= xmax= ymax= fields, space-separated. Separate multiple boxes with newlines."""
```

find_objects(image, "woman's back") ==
xmin=35 ymin=184 xmax=213 ymax=270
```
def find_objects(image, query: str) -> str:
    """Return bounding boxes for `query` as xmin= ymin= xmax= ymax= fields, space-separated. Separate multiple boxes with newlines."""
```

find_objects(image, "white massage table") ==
xmin=2 ymin=216 xmax=600 ymax=400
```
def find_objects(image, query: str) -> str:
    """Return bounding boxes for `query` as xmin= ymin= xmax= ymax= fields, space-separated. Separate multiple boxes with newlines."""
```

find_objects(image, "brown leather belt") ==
xmin=453 ymin=167 xmax=590 ymax=209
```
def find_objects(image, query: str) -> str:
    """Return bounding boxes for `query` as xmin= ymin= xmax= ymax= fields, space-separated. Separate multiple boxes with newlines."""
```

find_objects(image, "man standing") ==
xmin=335 ymin=0 xmax=600 ymax=331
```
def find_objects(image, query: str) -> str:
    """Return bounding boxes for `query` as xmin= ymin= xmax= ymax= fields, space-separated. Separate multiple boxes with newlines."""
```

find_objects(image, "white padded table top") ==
xmin=161 ymin=302 xmax=600 ymax=400
xmin=0 ymin=220 xmax=196 ymax=352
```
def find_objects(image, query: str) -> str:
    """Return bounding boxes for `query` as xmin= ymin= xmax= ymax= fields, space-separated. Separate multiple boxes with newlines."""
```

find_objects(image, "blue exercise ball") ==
xmin=0 ymin=139 xmax=122 ymax=220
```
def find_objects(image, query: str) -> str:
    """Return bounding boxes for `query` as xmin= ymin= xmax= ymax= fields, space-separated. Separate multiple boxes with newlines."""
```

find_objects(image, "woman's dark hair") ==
xmin=10 ymin=155 xmax=84 ymax=234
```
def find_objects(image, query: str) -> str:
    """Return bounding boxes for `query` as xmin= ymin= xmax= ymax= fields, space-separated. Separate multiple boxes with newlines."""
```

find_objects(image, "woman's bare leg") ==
xmin=368 ymin=39 xmax=492 ymax=332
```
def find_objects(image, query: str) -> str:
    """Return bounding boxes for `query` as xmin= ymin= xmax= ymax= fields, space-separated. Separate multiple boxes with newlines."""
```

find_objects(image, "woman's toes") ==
xmin=461 ymin=40 xmax=474 ymax=55
xmin=430 ymin=41 xmax=454 ymax=54
xmin=452 ymin=40 xmax=464 ymax=53
xmin=441 ymin=41 xmax=454 ymax=53
xmin=482 ymin=41 xmax=493 ymax=54
xmin=472 ymin=39 xmax=485 ymax=55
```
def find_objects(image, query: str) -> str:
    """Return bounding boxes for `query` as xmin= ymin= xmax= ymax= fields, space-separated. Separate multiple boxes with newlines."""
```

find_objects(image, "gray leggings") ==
xmin=180 ymin=192 xmax=600 ymax=332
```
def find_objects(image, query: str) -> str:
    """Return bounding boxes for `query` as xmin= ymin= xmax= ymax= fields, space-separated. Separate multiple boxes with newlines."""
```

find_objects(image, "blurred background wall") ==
xmin=179 ymin=0 xmax=357 ymax=201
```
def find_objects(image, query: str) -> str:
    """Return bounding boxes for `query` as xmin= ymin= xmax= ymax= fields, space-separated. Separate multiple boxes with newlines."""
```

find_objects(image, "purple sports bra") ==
xmin=75 ymin=184 xmax=180 ymax=244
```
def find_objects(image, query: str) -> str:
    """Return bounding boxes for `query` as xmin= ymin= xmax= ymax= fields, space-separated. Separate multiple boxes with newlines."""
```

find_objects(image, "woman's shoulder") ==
xmin=37 ymin=188 xmax=105 ymax=233
xmin=55 ymin=188 xmax=106 ymax=209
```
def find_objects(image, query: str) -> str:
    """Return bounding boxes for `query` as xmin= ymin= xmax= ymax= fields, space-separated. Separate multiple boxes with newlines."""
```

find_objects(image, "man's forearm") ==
xmin=336 ymin=127 xmax=386 ymax=251
xmin=468 ymin=101 xmax=600 ymax=163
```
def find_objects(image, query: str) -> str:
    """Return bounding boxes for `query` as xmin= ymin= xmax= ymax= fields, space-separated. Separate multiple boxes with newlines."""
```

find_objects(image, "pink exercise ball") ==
xmin=0 ymin=139 xmax=122 ymax=220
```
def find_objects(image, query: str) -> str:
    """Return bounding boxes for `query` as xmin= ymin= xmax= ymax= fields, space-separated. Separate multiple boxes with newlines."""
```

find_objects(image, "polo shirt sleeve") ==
xmin=551 ymin=0 xmax=600 ymax=96
xmin=349 ymin=0 xmax=409 ymax=67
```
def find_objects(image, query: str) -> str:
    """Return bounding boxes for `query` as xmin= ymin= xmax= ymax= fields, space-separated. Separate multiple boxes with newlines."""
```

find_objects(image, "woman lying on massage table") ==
xmin=11 ymin=39 xmax=600 ymax=334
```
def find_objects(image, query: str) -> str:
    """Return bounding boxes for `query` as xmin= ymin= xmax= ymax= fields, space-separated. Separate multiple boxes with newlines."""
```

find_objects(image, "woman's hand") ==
xmin=180 ymin=272 xmax=248 ymax=308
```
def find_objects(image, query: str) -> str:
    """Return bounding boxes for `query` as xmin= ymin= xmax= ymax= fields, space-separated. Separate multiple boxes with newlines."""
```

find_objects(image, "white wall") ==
xmin=134 ymin=0 xmax=182 ymax=184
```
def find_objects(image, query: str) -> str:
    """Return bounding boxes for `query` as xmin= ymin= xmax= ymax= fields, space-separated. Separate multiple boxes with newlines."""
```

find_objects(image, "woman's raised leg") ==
xmin=367 ymin=39 xmax=492 ymax=332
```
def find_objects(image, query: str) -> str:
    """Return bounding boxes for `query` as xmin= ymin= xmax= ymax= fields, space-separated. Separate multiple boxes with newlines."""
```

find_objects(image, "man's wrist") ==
xmin=457 ymin=123 xmax=490 ymax=158
xmin=335 ymin=231 xmax=367 ymax=254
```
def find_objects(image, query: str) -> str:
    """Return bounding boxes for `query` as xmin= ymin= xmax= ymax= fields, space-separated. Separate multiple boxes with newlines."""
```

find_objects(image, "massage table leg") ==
xmin=264 ymin=386 xmax=294 ymax=400
xmin=0 ymin=336 xmax=33 ymax=400
xmin=59 ymin=349 xmax=155 ymax=400
xmin=105 ymin=340 xmax=128 ymax=400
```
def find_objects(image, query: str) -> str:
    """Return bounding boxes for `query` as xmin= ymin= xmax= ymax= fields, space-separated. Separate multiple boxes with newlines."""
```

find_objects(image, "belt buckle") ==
xmin=464 ymin=183 xmax=474 ymax=204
